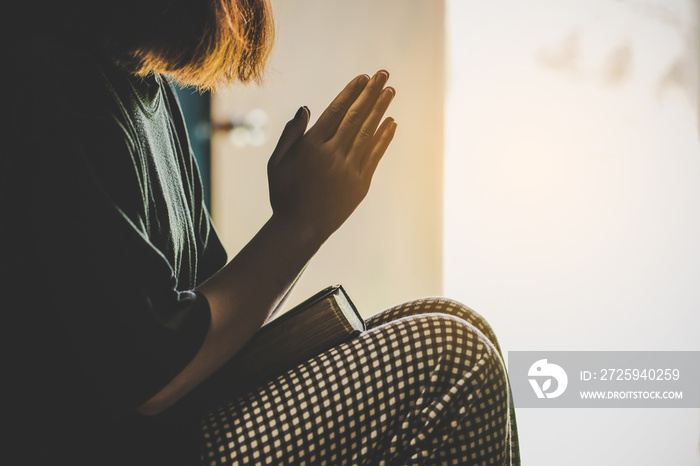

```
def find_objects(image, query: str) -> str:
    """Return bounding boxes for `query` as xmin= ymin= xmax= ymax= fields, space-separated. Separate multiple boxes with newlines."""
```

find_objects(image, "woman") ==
xmin=1 ymin=0 xmax=520 ymax=464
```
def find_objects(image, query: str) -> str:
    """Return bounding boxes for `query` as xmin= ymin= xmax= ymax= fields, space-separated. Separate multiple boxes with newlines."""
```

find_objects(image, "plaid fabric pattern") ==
xmin=201 ymin=298 xmax=520 ymax=465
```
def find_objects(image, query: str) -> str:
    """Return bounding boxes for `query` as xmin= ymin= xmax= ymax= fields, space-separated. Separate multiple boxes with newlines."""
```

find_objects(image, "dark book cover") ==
xmin=195 ymin=285 xmax=365 ymax=404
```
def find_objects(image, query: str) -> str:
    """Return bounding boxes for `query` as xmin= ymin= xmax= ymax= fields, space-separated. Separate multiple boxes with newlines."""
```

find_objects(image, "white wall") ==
xmin=444 ymin=0 xmax=700 ymax=464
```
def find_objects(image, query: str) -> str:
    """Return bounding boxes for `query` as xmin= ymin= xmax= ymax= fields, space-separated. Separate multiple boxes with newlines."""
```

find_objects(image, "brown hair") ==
xmin=29 ymin=0 xmax=274 ymax=91
xmin=128 ymin=0 xmax=274 ymax=90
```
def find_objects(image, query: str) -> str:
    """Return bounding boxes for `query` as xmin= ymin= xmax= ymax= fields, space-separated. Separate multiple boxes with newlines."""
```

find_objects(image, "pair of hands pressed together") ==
xmin=268 ymin=70 xmax=397 ymax=243
xmin=139 ymin=71 xmax=396 ymax=415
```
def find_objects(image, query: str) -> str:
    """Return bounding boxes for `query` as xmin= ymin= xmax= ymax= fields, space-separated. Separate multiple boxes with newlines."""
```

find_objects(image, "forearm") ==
xmin=265 ymin=263 xmax=307 ymax=323
xmin=198 ymin=215 xmax=322 ymax=330
xmin=138 ymin=215 xmax=324 ymax=415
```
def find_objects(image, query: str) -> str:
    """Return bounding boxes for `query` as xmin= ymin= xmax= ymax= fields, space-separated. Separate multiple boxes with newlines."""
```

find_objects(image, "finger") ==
xmin=333 ymin=70 xmax=390 ymax=149
xmin=362 ymin=117 xmax=397 ymax=177
xmin=268 ymin=106 xmax=309 ymax=167
xmin=348 ymin=86 xmax=395 ymax=167
xmin=308 ymin=74 xmax=369 ymax=140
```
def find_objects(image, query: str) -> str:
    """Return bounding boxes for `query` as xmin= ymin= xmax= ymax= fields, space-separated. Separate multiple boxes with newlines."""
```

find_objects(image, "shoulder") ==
xmin=5 ymin=36 xmax=141 ymax=140
xmin=2 ymin=37 xmax=147 ymax=218
xmin=5 ymin=36 xmax=145 ymax=157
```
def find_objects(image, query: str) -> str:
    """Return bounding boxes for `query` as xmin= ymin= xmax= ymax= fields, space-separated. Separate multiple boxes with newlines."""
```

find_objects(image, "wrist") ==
xmin=267 ymin=213 xmax=328 ymax=255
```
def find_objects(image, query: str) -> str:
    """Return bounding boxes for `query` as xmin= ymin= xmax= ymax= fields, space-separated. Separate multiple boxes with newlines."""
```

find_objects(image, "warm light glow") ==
xmin=445 ymin=0 xmax=699 ymax=464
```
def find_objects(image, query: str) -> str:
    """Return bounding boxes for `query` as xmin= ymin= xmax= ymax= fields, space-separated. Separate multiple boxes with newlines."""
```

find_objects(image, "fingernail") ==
xmin=295 ymin=106 xmax=305 ymax=118
xmin=384 ymin=87 xmax=396 ymax=98
xmin=376 ymin=70 xmax=390 ymax=81
xmin=356 ymin=74 xmax=370 ymax=86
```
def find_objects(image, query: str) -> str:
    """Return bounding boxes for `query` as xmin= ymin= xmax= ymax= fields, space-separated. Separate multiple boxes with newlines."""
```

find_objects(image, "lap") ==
xmin=200 ymin=298 xmax=518 ymax=465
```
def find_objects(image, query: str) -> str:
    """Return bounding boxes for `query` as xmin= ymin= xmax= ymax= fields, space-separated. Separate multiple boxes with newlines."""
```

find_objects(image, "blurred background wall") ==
xmin=444 ymin=1 xmax=699 ymax=464
xmin=209 ymin=0 xmax=445 ymax=316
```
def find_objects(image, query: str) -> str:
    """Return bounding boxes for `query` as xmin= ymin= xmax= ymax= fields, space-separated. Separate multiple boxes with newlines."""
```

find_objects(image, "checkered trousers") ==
xmin=200 ymin=298 xmax=520 ymax=465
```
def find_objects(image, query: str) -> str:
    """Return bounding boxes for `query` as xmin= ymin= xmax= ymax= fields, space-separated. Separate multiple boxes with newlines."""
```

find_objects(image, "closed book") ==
xmin=197 ymin=285 xmax=365 ymax=402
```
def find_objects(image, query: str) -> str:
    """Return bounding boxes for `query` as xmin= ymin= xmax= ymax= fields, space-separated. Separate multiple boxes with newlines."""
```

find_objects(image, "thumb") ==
xmin=269 ymin=106 xmax=309 ymax=166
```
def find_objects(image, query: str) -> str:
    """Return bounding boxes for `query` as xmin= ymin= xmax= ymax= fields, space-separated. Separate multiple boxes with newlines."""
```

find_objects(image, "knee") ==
xmin=406 ymin=314 xmax=506 ymax=383
xmin=434 ymin=315 xmax=510 ymax=400
xmin=367 ymin=297 xmax=505 ymax=356
xmin=422 ymin=298 xmax=503 ymax=354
